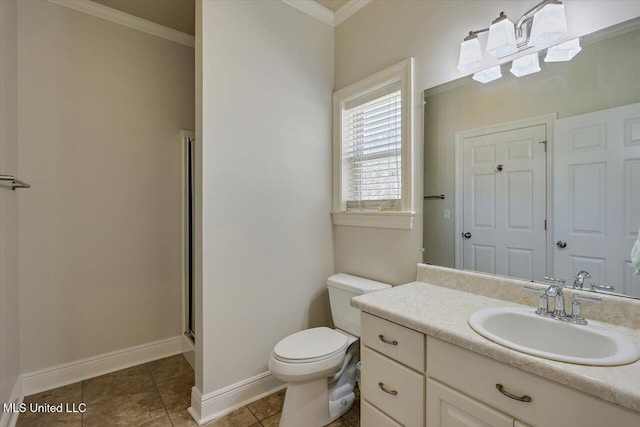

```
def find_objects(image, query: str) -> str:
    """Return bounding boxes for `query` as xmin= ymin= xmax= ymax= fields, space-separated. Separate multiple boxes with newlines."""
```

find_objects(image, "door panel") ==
xmin=555 ymin=102 xmax=640 ymax=297
xmin=507 ymin=171 xmax=533 ymax=230
xmin=462 ymin=124 xmax=547 ymax=281
xmin=472 ymin=174 xmax=496 ymax=228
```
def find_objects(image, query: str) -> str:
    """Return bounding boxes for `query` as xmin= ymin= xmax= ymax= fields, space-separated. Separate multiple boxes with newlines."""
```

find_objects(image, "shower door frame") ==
xmin=182 ymin=130 xmax=196 ymax=344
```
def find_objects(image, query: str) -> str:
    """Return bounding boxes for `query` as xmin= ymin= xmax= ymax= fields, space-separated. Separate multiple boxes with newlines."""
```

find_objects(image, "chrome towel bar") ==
xmin=0 ymin=174 xmax=31 ymax=190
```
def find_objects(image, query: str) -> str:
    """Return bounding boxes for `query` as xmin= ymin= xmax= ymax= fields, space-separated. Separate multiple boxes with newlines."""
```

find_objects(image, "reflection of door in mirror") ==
xmin=459 ymin=123 xmax=547 ymax=282
xmin=554 ymin=102 xmax=640 ymax=298
xmin=423 ymin=18 xmax=640 ymax=300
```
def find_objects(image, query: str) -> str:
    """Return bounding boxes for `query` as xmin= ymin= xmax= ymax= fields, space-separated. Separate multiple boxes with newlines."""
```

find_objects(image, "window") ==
xmin=332 ymin=58 xmax=414 ymax=229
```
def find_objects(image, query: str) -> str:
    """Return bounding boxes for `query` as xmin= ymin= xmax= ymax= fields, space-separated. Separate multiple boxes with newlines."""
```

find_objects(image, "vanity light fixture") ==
xmin=457 ymin=34 xmax=484 ymax=73
xmin=486 ymin=12 xmax=517 ymax=57
xmin=529 ymin=1 xmax=568 ymax=45
xmin=544 ymin=38 xmax=582 ymax=62
xmin=472 ymin=65 xmax=502 ymax=83
xmin=510 ymin=52 xmax=541 ymax=76
xmin=459 ymin=0 xmax=576 ymax=84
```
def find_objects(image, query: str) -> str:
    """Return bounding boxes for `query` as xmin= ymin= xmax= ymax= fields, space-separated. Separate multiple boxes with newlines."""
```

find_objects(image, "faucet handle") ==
xmin=570 ymin=294 xmax=601 ymax=325
xmin=524 ymin=285 xmax=550 ymax=316
xmin=544 ymin=276 xmax=566 ymax=287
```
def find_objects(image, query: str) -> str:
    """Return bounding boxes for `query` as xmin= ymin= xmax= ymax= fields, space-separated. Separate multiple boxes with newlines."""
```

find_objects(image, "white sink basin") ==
xmin=468 ymin=307 xmax=640 ymax=366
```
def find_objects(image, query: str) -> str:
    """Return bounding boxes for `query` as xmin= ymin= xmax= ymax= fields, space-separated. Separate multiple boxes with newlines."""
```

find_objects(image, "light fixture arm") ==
xmin=464 ymin=28 xmax=489 ymax=41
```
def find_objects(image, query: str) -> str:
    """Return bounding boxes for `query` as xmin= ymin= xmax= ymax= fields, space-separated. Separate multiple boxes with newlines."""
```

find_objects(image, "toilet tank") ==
xmin=327 ymin=273 xmax=391 ymax=337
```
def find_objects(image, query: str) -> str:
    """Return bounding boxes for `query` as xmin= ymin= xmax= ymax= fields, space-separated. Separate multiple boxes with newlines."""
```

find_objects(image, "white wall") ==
xmin=17 ymin=0 xmax=194 ymax=373
xmin=334 ymin=0 xmax=640 ymax=285
xmin=0 ymin=0 xmax=20 ymax=416
xmin=197 ymin=0 xmax=334 ymax=402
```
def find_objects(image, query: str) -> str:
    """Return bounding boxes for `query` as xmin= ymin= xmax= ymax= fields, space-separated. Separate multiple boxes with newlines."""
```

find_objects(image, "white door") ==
xmin=555 ymin=102 xmax=640 ymax=297
xmin=462 ymin=125 xmax=547 ymax=281
xmin=426 ymin=379 xmax=514 ymax=427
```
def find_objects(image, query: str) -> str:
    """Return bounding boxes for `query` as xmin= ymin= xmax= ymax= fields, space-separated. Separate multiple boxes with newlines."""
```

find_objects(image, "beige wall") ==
xmin=334 ymin=0 xmax=640 ymax=285
xmin=18 ymin=0 xmax=194 ymax=373
xmin=0 ymin=0 xmax=20 ymax=412
xmin=424 ymin=28 xmax=640 ymax=268
xmin=197 ymin=0 xmax=334 ymax=395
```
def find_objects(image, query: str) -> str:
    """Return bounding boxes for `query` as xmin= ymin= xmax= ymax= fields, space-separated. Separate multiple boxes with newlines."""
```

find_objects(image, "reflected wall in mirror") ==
xmin=423 ymin=18 xmax=640 ymax=299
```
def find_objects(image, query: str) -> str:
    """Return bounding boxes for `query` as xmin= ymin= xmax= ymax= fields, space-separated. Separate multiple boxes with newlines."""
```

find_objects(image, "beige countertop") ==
xmin=351 ymin=281 xmax=640 ymax=413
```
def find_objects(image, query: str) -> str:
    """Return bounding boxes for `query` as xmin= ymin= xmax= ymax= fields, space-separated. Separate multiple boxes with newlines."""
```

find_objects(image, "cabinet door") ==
xmin=427 ymin=379 xmax=514 ymax=427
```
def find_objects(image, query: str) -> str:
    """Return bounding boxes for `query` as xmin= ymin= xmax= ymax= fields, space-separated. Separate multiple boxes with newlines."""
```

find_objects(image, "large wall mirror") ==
xmin=423 ymin=17 xmax=640 ymax=299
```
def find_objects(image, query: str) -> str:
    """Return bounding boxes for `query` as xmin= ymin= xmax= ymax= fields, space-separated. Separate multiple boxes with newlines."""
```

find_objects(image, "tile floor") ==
xmin=16 ymin=354 xmax=360 ymax=427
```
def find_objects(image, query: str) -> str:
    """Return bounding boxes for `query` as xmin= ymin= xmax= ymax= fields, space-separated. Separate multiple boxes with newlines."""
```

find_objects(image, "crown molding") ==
xmin=334 ymin=0 xmax=372 ymax=26
xmin=48 ymin=0 xmax=195 ymax=48
xmin=281 ymin=0 xmax=334 ymax=25
xmin=281 ymin=0 xmax=371 ymax=27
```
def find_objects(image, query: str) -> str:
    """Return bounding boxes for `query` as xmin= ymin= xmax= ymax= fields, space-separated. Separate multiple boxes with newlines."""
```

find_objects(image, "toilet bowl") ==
xmin=268 ymin=274 xmax=391 ymax=427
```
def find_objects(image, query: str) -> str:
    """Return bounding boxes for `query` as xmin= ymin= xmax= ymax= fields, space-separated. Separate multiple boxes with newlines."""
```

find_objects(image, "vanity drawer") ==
xmin=361 ymin=312 xmax=425 ymax=372
xmin=361 ymin=346 xmax=424 ymax=427
xmin=361 ymin=399 xmax=402 ymax=427
xmin=427 ymin=337 xmax=640 ymax=427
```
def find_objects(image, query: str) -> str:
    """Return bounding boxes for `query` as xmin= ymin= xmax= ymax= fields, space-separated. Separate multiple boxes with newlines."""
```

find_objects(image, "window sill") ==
xmin=331 ymin=211 xmax=415 ymax=230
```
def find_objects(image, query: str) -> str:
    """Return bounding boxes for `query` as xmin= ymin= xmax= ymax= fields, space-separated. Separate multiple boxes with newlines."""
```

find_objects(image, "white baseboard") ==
xmin=0 ymin=376 xmax=23 ymax=427
xmin=21 ymin=335 xmax=183 ymax=397
xmin=188 ymin=372 xmax=285 ymax=425
xmin=182 ymin=334 xmax=195 ymax=353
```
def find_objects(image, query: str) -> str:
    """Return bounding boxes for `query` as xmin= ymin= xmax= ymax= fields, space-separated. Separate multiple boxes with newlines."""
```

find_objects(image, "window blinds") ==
xmin=343 ymin=85 xmax=402 ymax=211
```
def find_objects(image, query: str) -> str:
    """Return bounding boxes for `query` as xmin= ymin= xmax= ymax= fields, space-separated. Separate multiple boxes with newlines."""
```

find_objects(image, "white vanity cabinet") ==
xmin=427 ymin=337 xmax=639 ymax=427
xmin=359 ymin=312 xmax=640 ymax=427
xmin=360 ymin=312 xmax=425 ymax=427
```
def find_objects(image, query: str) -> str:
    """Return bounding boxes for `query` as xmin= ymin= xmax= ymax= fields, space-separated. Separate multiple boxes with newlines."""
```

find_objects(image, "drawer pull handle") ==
xmin=495 ymin=384 xmax=532 ymax=403
xmin=378 ymin=335 xmax=398 ymax=345
xmin=378 ymin=382 xmax=398 ymax=396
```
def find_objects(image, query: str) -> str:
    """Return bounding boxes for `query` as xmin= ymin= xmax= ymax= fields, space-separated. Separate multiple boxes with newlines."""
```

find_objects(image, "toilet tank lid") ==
xmin=327 ymin=273 xmax=391 ymax=294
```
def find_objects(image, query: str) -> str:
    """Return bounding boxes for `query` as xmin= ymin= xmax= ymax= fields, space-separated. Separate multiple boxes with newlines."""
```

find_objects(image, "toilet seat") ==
xmin=273 ymin=327 xmax=349 ymax=364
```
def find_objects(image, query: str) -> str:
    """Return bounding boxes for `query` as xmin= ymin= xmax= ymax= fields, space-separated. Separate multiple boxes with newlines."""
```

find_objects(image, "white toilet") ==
xmin=269 ymin=273 xmax=391 ymax=427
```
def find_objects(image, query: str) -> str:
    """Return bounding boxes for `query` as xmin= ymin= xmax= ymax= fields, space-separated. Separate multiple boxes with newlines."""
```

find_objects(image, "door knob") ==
xmin=463 ymin=232 xmax=472 ymax=239
xmin=556 ymin=240 xmax=567 ymax=249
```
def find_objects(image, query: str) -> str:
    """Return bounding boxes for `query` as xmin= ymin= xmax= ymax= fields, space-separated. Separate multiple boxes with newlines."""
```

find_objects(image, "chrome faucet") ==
xmin=524 ymin=276 xmax=601 ymax=324
xmin=544 ymin=276 xmax=567 ymax=318
xmin=573 ymin=270 xmax=591 ymax=289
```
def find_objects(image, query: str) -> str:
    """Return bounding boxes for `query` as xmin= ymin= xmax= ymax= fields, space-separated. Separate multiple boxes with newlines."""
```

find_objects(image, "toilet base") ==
xmin=279 ymin=381 xmax=354 ymax=427
xmin=279 ymin=378 xmax=333 ymax=427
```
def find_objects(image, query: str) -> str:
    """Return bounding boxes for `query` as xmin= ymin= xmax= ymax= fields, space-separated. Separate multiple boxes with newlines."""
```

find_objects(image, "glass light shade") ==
xmin=457 ymin=38 xmax=483 ymax=73
xmin=473 ymin=66 xmax=502 ymax=83
xmin=545 ymin=38 xmax=582 ymax=62
xmin=510 ymin=53 xmax=541 ymax=77
xmin=529 ymin=3 xmax=568 ymax=46
xmin=486 ymin=17 xmax=517 ymax=57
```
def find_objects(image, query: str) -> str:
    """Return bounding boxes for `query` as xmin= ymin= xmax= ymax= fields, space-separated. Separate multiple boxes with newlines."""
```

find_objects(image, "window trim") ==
xmin=331 ymin=58 xmax=415 ymax=230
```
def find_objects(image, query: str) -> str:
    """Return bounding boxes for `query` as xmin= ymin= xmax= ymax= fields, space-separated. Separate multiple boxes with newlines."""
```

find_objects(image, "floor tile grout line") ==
xmin=148 ymin=366 xmax=175 ymax=427
xmin=245 ymin=402 xmax=259 ymax=420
